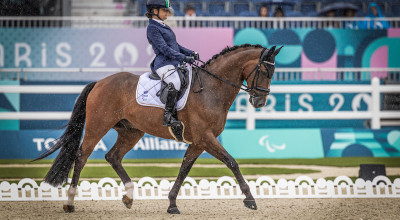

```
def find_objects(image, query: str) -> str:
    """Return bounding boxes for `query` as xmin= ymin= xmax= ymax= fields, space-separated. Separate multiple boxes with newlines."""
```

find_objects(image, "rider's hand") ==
xmin=192 ymin=52 xmax=199 ymax=61
xmin=183 ymin=56 xmax=195 ymax=64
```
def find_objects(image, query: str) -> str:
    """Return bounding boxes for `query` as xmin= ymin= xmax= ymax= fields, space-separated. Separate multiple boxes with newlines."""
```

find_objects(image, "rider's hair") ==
xmin=145 ymin=11 xmax=153 ymax=18
xmin=145 ymin=7 xmax=157 ymax=18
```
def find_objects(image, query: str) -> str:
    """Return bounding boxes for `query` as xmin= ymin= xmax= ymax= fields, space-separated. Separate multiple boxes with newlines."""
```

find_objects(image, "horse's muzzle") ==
xmin=249 ymin=95 xmax=267 ymax=108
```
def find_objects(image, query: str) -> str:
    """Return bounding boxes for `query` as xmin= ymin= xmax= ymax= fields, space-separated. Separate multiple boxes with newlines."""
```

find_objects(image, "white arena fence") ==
xmin=1 ymin=16 xmax=400 ymax=29
xmin=0 ymin=77 xmax=399 ymax=129
xmin=1 ymin=176 xmax=399 ymax=201
xmin=1 ymin=67 xmax=399 ymax=82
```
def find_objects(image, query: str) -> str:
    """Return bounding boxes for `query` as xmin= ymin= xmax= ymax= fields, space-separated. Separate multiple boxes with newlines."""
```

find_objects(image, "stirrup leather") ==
xmin=168 ymin=121 xmax=192 ymax=144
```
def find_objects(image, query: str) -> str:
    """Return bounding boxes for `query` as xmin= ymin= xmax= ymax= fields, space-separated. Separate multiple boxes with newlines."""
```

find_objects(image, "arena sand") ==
xmin=1 ymin=199 xmax=399 ymax=219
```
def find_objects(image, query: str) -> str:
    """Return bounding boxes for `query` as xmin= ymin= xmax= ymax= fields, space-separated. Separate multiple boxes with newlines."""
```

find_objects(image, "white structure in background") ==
xmin=1 ymin=16 xmax=400 ymax=29
xmin=71 ymin=0 xmax=127 ymax=16
xmin=0 ymin=16 xmax=400 ymax=29
xmin=0 ymin=176 xmax=399 ymax=201
xmin=1 ymin=77 xmax=399 ymax=129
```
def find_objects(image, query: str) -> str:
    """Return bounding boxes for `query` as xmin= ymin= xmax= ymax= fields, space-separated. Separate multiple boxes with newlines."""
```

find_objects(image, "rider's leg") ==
xmin=155 ymin=65 xmax=181 ymax=126
xmin=165 ymin=82 xmax=190 ymax=143
xmin=164 ymin=82 xmax=179 ymax=126
xmin=156 ymin=65 xmax=181 ymax=91
xmin=156 ymin=65 xmax=187 ymax=142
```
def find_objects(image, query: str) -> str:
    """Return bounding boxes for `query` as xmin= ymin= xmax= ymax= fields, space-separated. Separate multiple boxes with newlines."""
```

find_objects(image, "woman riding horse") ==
xmin=146 ymin=0 xmax=199 ymax=141
xmin=33 ymin=43 xmax=282 ymax=213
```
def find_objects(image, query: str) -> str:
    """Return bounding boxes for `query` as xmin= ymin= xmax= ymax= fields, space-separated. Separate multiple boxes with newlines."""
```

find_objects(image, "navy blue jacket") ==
xmin=147 ymin=19 xmax=193 ymax=71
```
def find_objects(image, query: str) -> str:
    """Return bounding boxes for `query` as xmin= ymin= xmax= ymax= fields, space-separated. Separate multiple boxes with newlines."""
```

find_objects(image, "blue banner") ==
xmin=321 ymin=128 xmax=400 ymax=157
xmin=234 ymin=28 xmax=400 ymax=71
xmin=0 ymin=28 xmax=232 ymax=68
xmin=0 ymin=129 xmax=212 ymax=159
xmin=221 ymin=129 xmax=324 ymax=159
xmin=1 ymin=128 xmax=399 ymax=159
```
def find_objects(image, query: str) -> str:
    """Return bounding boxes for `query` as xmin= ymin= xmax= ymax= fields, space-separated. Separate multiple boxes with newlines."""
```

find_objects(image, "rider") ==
xmin=145 ymin=0 xmax=199 ymax=141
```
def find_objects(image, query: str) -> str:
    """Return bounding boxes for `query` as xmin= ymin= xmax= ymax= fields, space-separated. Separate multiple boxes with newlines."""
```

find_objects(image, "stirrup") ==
xmin=168 ymin=121 xmax=192 ymax=144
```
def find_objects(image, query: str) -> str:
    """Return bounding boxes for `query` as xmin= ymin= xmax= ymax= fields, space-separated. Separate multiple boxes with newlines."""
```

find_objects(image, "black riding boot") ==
xmin=163 ymin=83 xmax=185 ymax=142
xmin=163 ymin=83 xmax=179 ymax=126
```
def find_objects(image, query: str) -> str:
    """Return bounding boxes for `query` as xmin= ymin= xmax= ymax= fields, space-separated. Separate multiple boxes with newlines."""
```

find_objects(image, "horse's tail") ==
xmin=32 ymin=82 xmax=97 ymax=186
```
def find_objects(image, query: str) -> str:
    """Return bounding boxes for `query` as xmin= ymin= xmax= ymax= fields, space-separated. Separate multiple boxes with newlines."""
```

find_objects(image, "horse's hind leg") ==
xmin=167 ymin=144 xmax=203 ymax=214
xmin=64 ymin=124 xmax=114 ymax=212
xmin=202 ymin=133 xmax=257 ymax=210
xmin=105 ymin=127 xmax=144 ymax=209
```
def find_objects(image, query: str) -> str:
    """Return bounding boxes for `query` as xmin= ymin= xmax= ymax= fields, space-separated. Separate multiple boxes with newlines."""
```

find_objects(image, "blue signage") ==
xmin=321 ymin=128 xmax=400 ymax=157
xmin=221 ymin=129 xmax=324 ymax=159
xmin=0 ymin=130 xmax=212 ymax=159
xmin=1 ymin=128 xmax=399 ymax=159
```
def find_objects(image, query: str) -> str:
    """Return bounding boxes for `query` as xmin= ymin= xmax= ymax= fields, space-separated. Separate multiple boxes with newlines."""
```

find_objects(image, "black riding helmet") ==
xmin=145 ymin=0 xmax=171 ymax=20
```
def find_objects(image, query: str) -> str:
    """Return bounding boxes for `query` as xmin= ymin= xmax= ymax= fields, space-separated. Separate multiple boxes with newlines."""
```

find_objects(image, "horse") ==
xmin=33 ymin=44 xmax=282 ymax=214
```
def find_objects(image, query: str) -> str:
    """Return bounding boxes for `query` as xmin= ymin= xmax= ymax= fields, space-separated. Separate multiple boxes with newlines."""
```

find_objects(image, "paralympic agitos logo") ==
xmin=258 ymin=135 xmax=286 ymax=153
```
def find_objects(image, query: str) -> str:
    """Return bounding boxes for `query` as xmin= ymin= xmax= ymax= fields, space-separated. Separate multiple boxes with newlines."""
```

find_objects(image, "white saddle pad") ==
xmin=136 ymin=66 xmax=192 ymax=111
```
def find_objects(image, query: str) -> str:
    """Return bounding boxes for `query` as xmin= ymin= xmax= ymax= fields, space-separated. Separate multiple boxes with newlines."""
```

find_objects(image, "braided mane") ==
xmin=201 ymin=44 xmax=264 ymax=68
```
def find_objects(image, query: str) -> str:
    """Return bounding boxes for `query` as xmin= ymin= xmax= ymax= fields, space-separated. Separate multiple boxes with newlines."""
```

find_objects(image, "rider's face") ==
xmin=153 ymin=8 xmax=169 ymax=20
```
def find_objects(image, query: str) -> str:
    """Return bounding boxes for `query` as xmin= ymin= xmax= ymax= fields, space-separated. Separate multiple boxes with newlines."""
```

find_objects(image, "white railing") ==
xmin=1 ymin=67 xmax=399 ymax=82
xmin=1 ymin=176 xmax=399 ymax=201
xmin=235 ymin=78 xmax=400 ymax=129
xmin=0 ymin=77 xmax=399 ymax=129
xmin=1 ymin=16 xmax=399 ymax=29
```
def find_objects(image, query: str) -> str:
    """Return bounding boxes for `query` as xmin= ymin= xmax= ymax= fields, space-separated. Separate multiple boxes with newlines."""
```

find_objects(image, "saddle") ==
xmin=149 ymin=64 xmax=190 ymax=104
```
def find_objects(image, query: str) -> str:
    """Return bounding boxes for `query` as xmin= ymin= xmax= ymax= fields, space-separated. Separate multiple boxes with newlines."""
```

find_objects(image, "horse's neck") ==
xmin=199 ymin=49 xmax=259 ymax=111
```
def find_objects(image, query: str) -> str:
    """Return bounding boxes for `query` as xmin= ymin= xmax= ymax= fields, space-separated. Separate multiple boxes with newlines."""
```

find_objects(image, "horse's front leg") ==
xmin=167 ymin=144 xmax=203 ymax=214
xmin=203 ymin=132 xmax=257 ymax=210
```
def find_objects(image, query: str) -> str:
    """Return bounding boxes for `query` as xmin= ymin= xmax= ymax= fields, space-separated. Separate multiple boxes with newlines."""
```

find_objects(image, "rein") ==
xmin=192 ymin=61 xmax=252 ymax=93
xmin=191 ymin=48 xmax=274 ymax=95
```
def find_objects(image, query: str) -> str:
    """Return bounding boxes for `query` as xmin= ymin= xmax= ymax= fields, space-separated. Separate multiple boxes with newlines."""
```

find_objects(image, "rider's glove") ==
xmin=183 ymin=56 xmax=195 ymax=64
xmin=192 ymin=52 xmax=200 ymax=61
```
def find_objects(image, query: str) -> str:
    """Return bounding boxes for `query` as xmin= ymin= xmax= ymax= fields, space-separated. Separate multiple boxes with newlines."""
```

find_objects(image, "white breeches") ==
xmin=156 ymin=65 xmax=181 ymax=91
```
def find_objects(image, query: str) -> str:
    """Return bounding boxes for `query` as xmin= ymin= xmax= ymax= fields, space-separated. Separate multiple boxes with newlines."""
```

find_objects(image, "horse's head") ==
xmin=245 ymin=46 xmax=283 ymax=108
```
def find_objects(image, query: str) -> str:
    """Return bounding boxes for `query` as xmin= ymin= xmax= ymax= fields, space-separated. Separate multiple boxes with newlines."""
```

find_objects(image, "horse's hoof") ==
xmin=243 ymin=200 xmax=257 ymax=210
xmin=167 ymin=206 xmax=180 ymax=214
xmin=122 ymin=195 xmax=133 ymax=209
xmin=63 ymin=205 xmax=75 ymax=213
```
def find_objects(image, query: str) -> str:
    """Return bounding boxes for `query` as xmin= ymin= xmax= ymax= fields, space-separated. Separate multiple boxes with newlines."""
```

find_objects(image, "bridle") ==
xmin=244 ymin=48 xmax=275 ymax=96
xmin=192 ymin=47 xmax=275 ymax=95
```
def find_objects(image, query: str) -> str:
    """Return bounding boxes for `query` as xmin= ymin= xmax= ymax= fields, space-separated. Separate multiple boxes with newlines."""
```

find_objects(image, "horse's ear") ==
xmin=274 ymin=46 xmax=283 ymax=56
xmin=267 ymin=46 xmax=276 ymax=56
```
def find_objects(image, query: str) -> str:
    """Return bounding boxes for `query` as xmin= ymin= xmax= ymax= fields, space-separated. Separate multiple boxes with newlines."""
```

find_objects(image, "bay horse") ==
xmin=33 ymin=44 xmax=282 ymax=214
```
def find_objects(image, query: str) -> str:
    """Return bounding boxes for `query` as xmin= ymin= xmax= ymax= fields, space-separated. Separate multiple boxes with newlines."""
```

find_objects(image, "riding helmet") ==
xmin=146 ymin=0 xmax=170 ymax=12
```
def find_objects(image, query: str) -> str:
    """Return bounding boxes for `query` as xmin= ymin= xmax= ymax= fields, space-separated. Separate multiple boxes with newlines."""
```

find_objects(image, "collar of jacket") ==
xmin=149 ymin=19 xmax=170 ymax=29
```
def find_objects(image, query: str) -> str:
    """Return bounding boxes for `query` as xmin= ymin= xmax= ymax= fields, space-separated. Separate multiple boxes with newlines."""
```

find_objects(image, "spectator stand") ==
xmin=71 ymin=0 xmax=127 ymax=16
xmin=131 ymin=0 xmax=400 ymax=17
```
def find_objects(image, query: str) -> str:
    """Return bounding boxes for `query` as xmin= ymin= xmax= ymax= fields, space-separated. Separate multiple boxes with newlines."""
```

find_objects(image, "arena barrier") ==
xmin=1 ymin=176 xmax=399 ymax=201
xmin=1 ymin=67 xmax=399 ymax=82
xmin=1 ymin=77 xmax=399 ymax=129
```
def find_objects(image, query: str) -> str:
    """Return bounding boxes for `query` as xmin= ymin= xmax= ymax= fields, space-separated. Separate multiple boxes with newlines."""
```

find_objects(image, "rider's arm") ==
xmin=178 ymin=44 xmax=193 ymax=56
xmin=147 ymin=25 xmax=185 ymax=61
